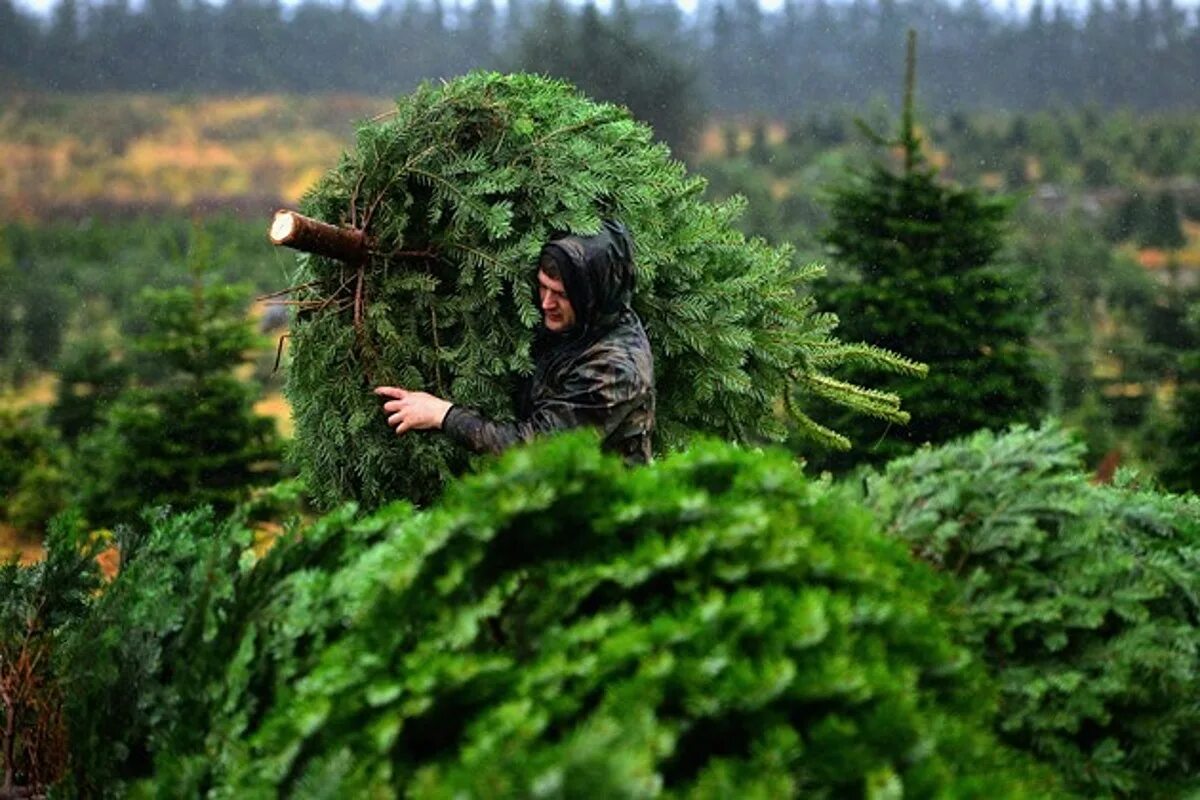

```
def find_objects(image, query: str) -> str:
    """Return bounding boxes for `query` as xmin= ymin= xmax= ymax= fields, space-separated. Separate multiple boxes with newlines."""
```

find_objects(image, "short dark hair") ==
xmin=538 ymin=252 xmax=562 ymax=281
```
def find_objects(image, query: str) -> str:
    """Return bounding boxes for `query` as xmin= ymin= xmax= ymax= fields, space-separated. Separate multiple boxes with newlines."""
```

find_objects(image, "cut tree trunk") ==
xmin=269 ymin=210 xmax=370 ymax=264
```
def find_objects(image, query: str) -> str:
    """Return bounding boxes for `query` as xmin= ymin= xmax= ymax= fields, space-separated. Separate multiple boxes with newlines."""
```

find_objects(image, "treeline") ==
xmin=3 ymin=0 xmax=1200 ymax=115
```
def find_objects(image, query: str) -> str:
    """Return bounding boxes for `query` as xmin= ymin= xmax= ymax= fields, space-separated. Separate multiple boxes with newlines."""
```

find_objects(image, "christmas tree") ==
xmin=804 ymin=33 xmax=1046 ymax=472
xmin=74 ymin=231 xmax=280 ymax=528
xmin=281 ymin=71 xmax=924 ymax=508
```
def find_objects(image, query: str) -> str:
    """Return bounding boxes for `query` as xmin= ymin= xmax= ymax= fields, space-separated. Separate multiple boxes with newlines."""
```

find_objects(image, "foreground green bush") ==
xmin=864 ymin=422 xmax=1200 ymax=797
xmin=59 ymin=435 xmax=1047 ymax=797
xmin=1 ymin=513 xmax=103 ymax=793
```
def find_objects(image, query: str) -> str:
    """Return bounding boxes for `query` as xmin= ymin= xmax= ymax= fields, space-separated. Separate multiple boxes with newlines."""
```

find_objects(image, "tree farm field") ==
xmin=5 ymin=92 xmax=1200 ymax=545
xmin=7 ymin=75 xmax=1200 ymax=799
xmin=0 ymin=93 xmax=389 ymax=220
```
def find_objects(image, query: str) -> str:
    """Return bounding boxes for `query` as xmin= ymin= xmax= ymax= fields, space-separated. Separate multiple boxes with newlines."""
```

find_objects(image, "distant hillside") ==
xmin=0 ymin=94 xmax=389 ymax=220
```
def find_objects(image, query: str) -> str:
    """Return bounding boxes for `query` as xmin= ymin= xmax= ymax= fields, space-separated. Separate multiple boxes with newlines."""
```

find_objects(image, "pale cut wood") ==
xmin=269 ymin=210 xmax=369 ymax=263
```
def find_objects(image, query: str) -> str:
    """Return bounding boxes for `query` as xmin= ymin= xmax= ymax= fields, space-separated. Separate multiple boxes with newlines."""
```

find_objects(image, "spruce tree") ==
xmin=1161 ymin=304 xmax=1200 ymax=492
xmin=284 ymin=71 xmax=924 ymax=509
xmin=805 ymin=33 xmax=1045 ymax=471
xmin=74 ymin=231 xmax=280 ymax=528
xmin=48 ymin=338 xmax=130 ymax=444
xmin=0 ymin=407 xmax=69 ymax=534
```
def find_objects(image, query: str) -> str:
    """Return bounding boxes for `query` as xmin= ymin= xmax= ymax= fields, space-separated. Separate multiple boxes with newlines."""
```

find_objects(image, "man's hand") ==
xmin=374 ymin=386 xmax=453 ymax=435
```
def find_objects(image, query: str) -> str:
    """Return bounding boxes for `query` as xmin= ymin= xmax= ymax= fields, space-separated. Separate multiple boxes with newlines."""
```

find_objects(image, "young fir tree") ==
xmin=1161 ymin=304 xmax=1200 ymax=492
xmin=803 ymin=33 xmax=1046 ymax=472
xmin=284 ymin=71 xmax=924 ymax=509
xmin=48 ymin=338 xmax=130 ymax=444
xmin=0 ymin=407 xmax=70 ymax=534
xmin=74 ymin=231 xmax=280 ymax=529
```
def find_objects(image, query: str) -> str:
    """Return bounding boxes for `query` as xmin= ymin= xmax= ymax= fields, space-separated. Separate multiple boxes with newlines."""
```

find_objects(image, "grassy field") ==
xmin=0 ymin=93 xmax=390 ymax=219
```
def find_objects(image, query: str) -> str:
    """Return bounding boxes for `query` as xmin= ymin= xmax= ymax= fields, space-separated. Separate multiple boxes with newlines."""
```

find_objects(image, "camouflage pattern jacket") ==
xmin=442 ymin=222 xmax=656 ymax=463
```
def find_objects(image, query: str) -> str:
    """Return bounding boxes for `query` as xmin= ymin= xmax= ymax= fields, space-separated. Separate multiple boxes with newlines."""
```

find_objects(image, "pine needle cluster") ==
xmin=864 ymin=422 xmax=1200 ymax=797
xmin=0 ymin=513 xmax=104 ymax=794
xmin=286 ymin=71 xmax=923 ymax=508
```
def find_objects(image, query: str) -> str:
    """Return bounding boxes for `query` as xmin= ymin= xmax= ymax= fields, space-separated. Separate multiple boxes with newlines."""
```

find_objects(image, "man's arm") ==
xmin=443 ymin=358 xmax=647 ymax=455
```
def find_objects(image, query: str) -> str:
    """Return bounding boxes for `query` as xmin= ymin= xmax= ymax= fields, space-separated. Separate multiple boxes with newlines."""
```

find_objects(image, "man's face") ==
xmin=538 ymin=270 xmax=576 ymax=332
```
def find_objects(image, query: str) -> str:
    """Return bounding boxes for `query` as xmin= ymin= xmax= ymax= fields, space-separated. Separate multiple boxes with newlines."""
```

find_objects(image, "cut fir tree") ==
xmin=279 ymin=71 xmax=925 ymax=509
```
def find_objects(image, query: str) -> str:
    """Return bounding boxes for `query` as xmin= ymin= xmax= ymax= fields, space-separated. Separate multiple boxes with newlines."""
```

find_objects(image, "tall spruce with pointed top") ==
xmin=285 ymin=71 xmax=924 ymax=508
xmin=73 ymin=231 xmax=280 ymax=528
xmin=803 ymin=33 xmax=1045 ymax=472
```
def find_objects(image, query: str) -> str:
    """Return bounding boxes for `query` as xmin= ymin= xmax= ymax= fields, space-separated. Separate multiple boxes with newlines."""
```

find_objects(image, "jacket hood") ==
xmin=540 ymin=220 xmax=635 ymax=332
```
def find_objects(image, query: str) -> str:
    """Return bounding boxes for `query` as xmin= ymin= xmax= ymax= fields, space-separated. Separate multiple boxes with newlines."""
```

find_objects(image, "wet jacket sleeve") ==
xmin=441 ymin=355 xmax=646 ymax=455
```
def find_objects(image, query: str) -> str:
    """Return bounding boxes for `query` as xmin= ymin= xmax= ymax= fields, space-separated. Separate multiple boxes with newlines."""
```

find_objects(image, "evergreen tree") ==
xmin=284 ymin=72 xmax=923 ymax=509
xmin=1161 ymin=304 xmax=1200 ymax=492
xmin=48 ymin=339 xmax=130 ymax=444
xmin=0 ymin=408 xmax=70 ymax=534
xmin=1140 ymin=190 xmax=1187 ymax=249
xmin=74 ymin=231 xmax=280 ymax=528
xmin=805 ymin=33 xmax=1046 ymax=471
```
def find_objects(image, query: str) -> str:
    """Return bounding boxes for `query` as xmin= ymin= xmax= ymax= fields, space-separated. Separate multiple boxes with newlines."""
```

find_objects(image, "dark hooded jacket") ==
xmin=442 ymin=221 xmax=655 ymax=462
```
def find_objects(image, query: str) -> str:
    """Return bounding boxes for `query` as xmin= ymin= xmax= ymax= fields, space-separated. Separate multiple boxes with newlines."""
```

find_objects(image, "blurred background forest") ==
xmin=3 ymin=0 xmax=1200 ymax=558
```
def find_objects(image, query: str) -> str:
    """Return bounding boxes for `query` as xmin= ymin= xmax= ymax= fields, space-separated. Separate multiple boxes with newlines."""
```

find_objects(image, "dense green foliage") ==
xmin=288 ymin=71 xmax=922 ymax=509
xmin=52 ymin=434 xmax=1048 ymax=797
xmin=53 ymin=505 xmax=256 ymax=797
xmin=74 ymin=236 xmax=280 ymax=528
xmin=804 ymin=72 xmax=1045 ymax=470
xmin=1 ymin=512 xmax=104 ymax=792
xmin=864 ymin=423 xmax=1200 ymax=797
xmin=0 ymin=407 xmax=70 ymax=532
xmin=1161 ymin=306 xmax=1200 ymax=493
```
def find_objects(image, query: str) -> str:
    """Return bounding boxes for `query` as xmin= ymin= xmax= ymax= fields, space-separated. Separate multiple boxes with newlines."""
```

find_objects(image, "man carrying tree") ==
xmin=374 ymin=221 xmax=656 ymax=463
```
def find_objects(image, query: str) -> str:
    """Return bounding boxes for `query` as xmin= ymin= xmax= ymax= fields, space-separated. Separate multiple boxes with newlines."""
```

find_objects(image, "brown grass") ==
xmin=0 ymin=93 xmax=390 ymax=220
xmin=0 ymin=523 xmax=45 ymax=565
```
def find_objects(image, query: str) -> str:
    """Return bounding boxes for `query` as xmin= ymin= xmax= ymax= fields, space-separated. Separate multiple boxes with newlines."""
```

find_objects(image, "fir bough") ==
xmin=131 ymin=434 xmax=1050 ymax=798
xmin=863 ymin=422 xmax=1200 ymax=797
xmin=1 ymin=512 xmax=104 ymax=794
xmin=285 ymin=71 xmax=923 ymax=508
